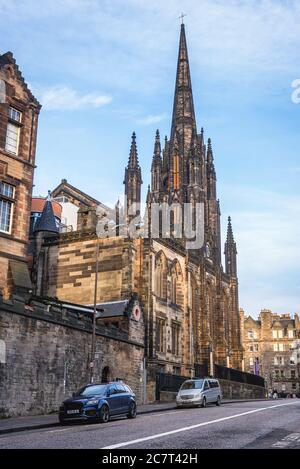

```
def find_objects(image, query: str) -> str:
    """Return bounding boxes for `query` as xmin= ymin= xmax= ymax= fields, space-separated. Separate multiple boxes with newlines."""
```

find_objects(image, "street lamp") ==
xmin=89 ymin=219 xmax=125 ymax=383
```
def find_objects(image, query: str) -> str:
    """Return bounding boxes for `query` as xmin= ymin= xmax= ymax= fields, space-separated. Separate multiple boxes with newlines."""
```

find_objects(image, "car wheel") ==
xmin=58 ymin=416 xmax=67 ymax=426
xmin=201 ymin=397 xmax=207 ymax=408
xmin=99 ymin=405 xmax=110 ymax=424
xmin=216 ymin=396 xmax=221 ymax=406
xmin=127 ymin=402 xmax=137 ymax=419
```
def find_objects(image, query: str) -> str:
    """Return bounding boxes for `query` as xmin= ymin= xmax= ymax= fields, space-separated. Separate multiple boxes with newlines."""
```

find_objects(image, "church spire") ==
xmin=124 ymin=132 xmax=142 ymax=220
xmin=225 ymin=216 xmax=238 ymax=277
xmin=171 ymin=23 xmax=196 ymax=140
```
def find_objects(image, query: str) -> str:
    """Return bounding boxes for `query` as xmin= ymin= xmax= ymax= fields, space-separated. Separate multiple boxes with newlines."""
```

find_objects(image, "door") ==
xmin=203 ymin=380 xmax=211 ymax=402
xmin=106 ymin=385 xmax=122 ymax=415
xmin=115 ymin=383 xmax=129 ymax=413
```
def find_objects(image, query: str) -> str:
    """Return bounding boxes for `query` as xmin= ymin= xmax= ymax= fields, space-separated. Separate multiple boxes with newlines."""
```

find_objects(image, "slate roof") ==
xmin=33 ymin=199 xmax=59 ymax=234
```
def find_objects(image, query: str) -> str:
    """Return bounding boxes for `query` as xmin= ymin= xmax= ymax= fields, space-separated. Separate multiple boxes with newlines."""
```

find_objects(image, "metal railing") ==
xmin=214 ymin=364 xmax=265 ymax=387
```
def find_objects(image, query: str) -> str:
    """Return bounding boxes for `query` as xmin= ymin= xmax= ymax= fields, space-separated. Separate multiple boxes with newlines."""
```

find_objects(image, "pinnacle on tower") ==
xmin=226 ymin=216 xmax=235 ymax=244
xmin=128 ymin=131 xmax=139 ymax=168
xmin=225 ymin=216 xmax=238 ymax=277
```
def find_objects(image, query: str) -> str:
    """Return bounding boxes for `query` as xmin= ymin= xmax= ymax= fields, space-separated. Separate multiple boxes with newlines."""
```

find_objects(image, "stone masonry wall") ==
xmin=0 ymin=298 xmax=145 ymax=418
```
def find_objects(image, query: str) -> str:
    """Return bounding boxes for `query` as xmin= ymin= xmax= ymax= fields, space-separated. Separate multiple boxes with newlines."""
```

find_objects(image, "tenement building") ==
xmin=0 ymin=52 xmax=41 ymax=299
xmin=32 ymin=23 xmax=243 ymax=400
xmin=241 ymin=309 xmax=300 ymax=395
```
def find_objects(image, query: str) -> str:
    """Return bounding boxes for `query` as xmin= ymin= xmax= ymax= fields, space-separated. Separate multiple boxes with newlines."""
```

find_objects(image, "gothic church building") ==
xmin=33 ymin=24 xmax=243 ymax=397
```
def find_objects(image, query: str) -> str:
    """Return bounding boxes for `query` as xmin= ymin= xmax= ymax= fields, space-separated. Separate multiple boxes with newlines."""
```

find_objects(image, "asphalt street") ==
xmin=0 ymin=399 xmax=300 ymax=449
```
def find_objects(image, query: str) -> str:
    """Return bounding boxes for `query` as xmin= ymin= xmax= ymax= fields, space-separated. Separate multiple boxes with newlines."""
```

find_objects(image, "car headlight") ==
xmin=86 ymin=399 xmax=99 ymax=406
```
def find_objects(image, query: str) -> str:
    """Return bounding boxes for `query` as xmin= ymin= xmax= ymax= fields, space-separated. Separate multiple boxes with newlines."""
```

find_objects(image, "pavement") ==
xmin=0 ymin=398 xmax=268 ymax=435
xmin=0 ymin=399 xmax=300 ymax=449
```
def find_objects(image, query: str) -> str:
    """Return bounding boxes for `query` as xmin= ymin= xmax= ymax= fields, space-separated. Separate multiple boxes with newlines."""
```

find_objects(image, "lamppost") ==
xmin=89 ymin=219 xmax=125 ymax=383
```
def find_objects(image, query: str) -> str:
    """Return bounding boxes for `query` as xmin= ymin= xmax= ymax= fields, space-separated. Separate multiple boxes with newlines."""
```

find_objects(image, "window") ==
xmin=248 ymin=330 xmax=254 ymax=339
xmin=279 ymin=343 xmax=284 ymax=352
xmin=249 ymin=357 xmax=254 ymax=366
xmin=8 ymin=107 xmax=22 ymax=123
xmin=5 ymin=122 xmax=20 ymax=155
xmin=156 ymin=318 xmax=165 ymax=353
xmin=171 ymin=322 xmax=180 ymax=355
xmin=275 ymin=356 xmax=284 ymax=365
xmin=290 ymin=357 xmax=295 ymax=365
xmin=273 ymin=343 xmax=278 ymax=352
xmin=0 ymin=182 xmax=14 ymax=233
xmin=291 ymin=370 xmax=296 ymax=379
xmin=278 ymin=330 xmax=283 ymax=338
xmin=272 ymin=330 xmax=277 ymax=339
xmin=288 ymin=330 xmax=294 ymax=339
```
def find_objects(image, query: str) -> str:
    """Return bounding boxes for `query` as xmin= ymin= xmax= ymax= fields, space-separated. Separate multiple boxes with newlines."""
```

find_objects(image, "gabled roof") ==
xmin=51 ymin=179 xmax=113 ymax=216
xmin=0 ymin=51 xmax=41 ymax=108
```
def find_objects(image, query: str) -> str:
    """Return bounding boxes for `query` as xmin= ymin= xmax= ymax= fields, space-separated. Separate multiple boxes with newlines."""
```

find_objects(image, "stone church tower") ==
xmin=123 ymin=24 xmax=243 ymax=375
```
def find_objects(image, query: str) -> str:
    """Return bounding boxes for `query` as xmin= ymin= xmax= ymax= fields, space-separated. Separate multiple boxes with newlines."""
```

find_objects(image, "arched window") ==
xmin=155 ymin=252 xmax=167 ymax=299
xmin=170 ymin=260 xmax=183 ymax=307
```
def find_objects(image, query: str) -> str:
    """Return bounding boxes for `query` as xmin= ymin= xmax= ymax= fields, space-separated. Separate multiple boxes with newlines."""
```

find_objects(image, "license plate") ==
xmin=67 ymin=409 xmax=80 ymax=414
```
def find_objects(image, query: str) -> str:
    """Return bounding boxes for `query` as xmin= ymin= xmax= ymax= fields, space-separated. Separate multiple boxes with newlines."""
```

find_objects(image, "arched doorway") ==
xmin=101 ymin=366 xmax=110 ymax=383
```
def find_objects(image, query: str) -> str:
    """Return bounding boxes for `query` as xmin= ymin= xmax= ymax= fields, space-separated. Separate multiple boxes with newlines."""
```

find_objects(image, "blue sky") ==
xmin=1 ymin=0 xmax=299 ymax=316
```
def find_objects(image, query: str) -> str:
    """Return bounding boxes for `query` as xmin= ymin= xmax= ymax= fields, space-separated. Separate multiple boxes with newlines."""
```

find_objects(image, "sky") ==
xmin=0 ymin=0 xmax=299 ymax=316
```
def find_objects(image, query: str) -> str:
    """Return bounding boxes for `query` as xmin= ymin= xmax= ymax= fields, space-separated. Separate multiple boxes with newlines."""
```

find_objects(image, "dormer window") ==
xmin=5 ymin=107 xmax=22 ymax=155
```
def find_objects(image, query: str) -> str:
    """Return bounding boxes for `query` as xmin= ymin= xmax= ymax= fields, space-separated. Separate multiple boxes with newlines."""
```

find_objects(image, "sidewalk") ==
xmin=0 ymin=399 xmax=268 ymax=435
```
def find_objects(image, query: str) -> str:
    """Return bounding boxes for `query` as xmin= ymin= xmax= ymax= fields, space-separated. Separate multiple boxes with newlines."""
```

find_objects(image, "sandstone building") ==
xmin=0 ymin=52 xmax=41 ymax=299
xmin=33 ymin=24 xmax=244 ymax=400
xmin=241 ymin=309 xmax=300 ymax=395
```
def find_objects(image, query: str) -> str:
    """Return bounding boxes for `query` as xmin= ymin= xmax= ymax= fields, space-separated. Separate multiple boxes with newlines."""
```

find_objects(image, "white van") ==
xmin=176 ymin=378 xmax=222 ymax=408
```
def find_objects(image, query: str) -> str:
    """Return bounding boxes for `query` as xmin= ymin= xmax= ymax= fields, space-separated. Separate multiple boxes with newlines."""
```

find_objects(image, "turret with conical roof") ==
xmin=32 ymin=192 xmax=59 ymax=295
xmin=33 ymin=191 xmax=59 ymax=234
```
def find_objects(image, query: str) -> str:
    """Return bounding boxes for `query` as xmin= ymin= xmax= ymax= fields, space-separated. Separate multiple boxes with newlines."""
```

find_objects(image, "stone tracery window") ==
xmin=155 ymin=252 xmax=167 ymax=300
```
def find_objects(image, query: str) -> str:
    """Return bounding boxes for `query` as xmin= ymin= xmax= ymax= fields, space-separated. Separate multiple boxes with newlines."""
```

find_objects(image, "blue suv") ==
xmin=59 ymin=381 xmax=137 ymax=425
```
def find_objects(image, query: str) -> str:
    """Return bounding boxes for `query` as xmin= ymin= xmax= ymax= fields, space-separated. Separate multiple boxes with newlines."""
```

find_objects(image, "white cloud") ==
xmin=137 ymin=113 xmax=167 ymax=125
xmin=38 ymin=86 xmax=112 ymax=111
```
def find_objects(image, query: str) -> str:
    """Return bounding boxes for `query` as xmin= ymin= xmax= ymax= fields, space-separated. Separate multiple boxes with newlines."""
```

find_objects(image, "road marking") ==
xmin=102 ymin=401 xmax=300 ymax=449
xmin=47 ymin=429 xmax=70 ymax=433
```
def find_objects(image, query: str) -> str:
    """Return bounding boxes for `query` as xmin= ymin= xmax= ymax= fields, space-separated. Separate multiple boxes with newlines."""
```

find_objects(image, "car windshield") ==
xmin=76 ymin=385 xmax=107 ymax=397
xmin=180 ymin=380 xmax=204 ymax=390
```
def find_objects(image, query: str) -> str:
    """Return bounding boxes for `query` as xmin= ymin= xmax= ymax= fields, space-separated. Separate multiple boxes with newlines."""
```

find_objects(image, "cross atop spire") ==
xmin=179 ymin=12 xmax=187 ymax=24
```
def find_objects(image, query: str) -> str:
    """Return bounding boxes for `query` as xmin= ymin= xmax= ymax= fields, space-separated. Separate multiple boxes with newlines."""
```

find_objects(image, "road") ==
xmin=1 ymin=400 xmax=300 ymax=449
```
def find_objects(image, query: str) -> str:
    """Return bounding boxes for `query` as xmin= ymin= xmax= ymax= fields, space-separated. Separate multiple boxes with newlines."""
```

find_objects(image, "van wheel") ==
xmin=216 ymin=396 xmax=221 ymax=406
xmin=127 ymin=402 xmax=137 ymax=419
xmin=201 ymin=397 xmax=207 ymax=408
xmin=99 ymin=405 xmax=110 ymax=423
